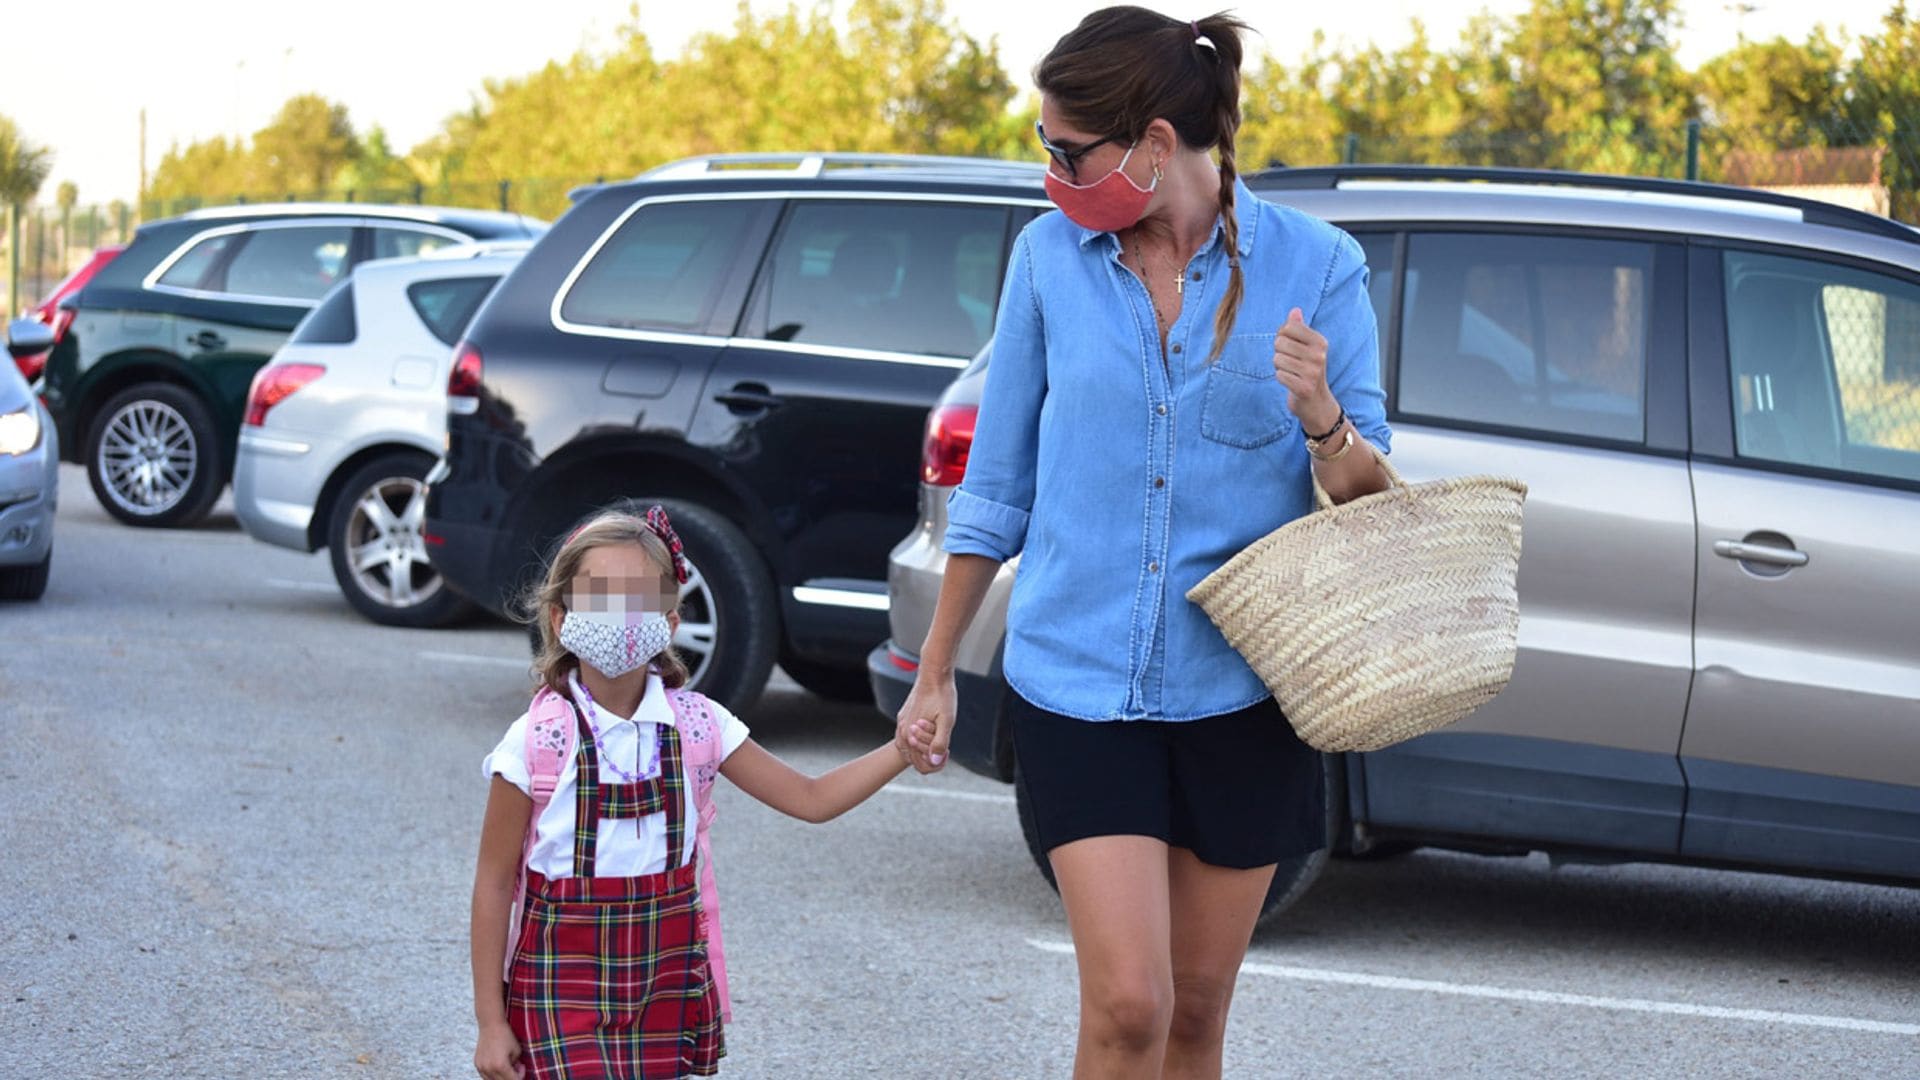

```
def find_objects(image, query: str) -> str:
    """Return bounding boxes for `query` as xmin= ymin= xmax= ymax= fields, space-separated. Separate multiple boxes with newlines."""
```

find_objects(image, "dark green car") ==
xmin=41 ymin=204 xmax=545 ymax=527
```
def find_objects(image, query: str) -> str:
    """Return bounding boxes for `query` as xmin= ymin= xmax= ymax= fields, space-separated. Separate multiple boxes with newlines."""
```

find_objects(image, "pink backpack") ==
xmin=502 ymin=684 xmax=732 ymax=1022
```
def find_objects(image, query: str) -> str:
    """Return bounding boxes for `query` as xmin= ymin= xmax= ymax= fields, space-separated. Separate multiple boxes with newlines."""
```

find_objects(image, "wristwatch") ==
xmin=1305 ymin=422 xmax=1354 ymax=462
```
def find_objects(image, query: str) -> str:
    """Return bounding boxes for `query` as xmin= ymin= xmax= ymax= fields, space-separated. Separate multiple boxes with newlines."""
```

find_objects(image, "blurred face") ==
xmin=549 ymin=542 xmax=678 ymax=638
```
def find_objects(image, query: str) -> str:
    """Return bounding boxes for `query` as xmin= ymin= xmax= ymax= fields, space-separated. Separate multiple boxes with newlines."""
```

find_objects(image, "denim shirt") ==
xmin=943 ymin=179 xmax=1391 ymax=722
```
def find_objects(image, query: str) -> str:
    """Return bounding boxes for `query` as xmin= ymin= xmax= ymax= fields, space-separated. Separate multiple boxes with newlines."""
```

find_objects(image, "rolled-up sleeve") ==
xmin=943 ymin=228 xmax=1046 ymax=561
xmin=1318 ymin=231 xmax=1392 ymax=455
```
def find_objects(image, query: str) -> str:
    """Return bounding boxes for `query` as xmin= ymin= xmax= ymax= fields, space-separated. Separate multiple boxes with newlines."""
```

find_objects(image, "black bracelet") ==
xmin=1304 ymin=406 xmax=1346 ymax=443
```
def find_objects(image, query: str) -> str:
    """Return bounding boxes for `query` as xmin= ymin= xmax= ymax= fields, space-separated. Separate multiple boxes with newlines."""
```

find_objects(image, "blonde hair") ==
xmin=517 ymin=509 xmax=690 ymax=698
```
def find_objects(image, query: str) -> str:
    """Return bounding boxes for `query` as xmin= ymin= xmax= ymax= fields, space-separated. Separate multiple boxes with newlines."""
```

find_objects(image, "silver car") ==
xmin=871 ymin=166 xmax=1920 ymax=925
xmin=0 ymin=320 xmax=59 ymax=600
xmin=233 ymin=241 xmax=530 ymax=626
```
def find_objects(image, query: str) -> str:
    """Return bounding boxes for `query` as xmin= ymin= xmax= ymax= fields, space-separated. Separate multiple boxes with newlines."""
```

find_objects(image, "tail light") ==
xmin=244 ymin=363 xmax=326 ymax=426
xmin=921 ymin=403 xmax=977 ymax=487
xmin=448 ymin=340 xmax=483 ymax=413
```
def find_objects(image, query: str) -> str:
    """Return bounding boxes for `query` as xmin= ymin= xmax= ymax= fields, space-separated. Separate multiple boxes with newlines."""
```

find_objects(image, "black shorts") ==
xmin=1010 ymin=692 xmax=1325 ymax=870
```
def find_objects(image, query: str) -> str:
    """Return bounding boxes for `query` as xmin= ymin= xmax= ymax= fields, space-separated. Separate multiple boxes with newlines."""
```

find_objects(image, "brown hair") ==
xmin=518 ymin=509 xmax=691 ymax=698
xmin=1036 ymin=7 xmax=1250 ymax=361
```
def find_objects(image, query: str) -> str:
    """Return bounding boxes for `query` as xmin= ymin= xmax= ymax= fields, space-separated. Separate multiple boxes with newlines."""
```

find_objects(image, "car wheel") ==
xmin=778 ymin=650 xmax=876 ymax=704
xmin=85 ymin=383 xmax=223 ymax=528
xmin=526 ymin=500 xmax=779 ymax=716
xmin=328 ymin=452 xmax=477 ymax=629
xmin=0 ymin=548 xmax=51 ymax=601
xmin=1013 ymin=754 xmax=1334 ymax=928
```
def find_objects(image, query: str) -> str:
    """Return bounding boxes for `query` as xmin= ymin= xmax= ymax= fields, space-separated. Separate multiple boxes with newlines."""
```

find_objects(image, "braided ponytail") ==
xmin=1200 ymin=13 xmax=1245 ymax=362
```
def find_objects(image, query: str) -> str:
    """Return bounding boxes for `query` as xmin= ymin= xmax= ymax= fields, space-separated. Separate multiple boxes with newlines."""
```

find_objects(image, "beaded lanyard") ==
xmin=571 ymin=677 xmax=658 ymax=784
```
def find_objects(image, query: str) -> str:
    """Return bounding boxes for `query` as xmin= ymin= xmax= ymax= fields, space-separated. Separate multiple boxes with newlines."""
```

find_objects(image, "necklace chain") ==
xmin=572 ymin=679 xmax=658 ymax=784
xmin=1129 ymin=231 xmax=1186 ymax=329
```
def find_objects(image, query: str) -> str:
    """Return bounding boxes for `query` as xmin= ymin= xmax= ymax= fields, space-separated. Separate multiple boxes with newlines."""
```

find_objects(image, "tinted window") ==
xmin=156 ymin=233 xmax=242 ymax=290
xmin=1723 ymin=250 xmax=1920 ymax=483
xmin=375 ymin=228 xmax=459 ymax=260
xmin=219 ymin=225 xmax=354 ymax=302
xmin=1398 ymin=233 xmax=1651 ymax=441
xmin=759 ymin=201 xmax=1007 ymax=359
xmin=407 ymin=275 xmax=501 ymax=346
xmin=561 ymin=201 xmax=761 ymax=332
xmin=290 ymin=281 xmax=357 ymax=344
xmin=1354 ymin=232 xmax=1395 ymax=378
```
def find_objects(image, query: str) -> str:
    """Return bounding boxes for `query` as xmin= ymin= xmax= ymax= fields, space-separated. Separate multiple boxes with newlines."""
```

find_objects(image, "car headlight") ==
xmin=0 ymin=409 xmax=41 ymax=456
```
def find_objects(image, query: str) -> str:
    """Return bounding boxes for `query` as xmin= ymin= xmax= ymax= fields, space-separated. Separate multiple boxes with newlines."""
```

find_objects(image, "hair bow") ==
xmin=644 ymin=505 xmax=691 ymax=585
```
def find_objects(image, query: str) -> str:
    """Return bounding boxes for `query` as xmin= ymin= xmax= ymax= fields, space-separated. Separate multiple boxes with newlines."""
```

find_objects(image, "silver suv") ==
xmin=871 ymin=166 xmax=1920 ymax=925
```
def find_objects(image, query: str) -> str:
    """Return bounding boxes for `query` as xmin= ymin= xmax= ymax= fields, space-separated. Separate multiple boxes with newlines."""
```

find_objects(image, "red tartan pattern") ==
xmin=510 ymin=866 xmax=725 ymax=1078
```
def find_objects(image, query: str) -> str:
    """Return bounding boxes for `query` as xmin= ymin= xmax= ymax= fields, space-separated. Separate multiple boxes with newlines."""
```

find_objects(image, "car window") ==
xmin=407 ymin=275 xmax=502 ymax=347
xmin=758 ymin=201 xmax=1008 ymax=359
xmin=156 ymin=233 xmax=243 ymax=290
xmin=218 ymin=225 xmax=355 ymax=302
xmin=561 ymin=200 xmax=762 ymax=333
xmin=1353 ymin=232 xmax=1395 ymax=378
xmin=290 ymin=281 xmax=357 ymax=345
xmin=375 ymin=228 xmax=460 ymax=260
xmin=1397 ymin=232 xmax=1651 ymax=442
xmin=1723 ymin=250 xmax=1920 ymax=484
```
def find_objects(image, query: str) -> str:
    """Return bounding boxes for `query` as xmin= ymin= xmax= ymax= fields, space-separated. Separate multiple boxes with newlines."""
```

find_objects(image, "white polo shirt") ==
xmin=484 ymin=670 xmax=750 ymax=878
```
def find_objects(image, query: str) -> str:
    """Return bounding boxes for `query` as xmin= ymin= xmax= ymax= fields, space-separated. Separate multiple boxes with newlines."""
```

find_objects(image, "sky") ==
xmin=1 ymin=0 xmax=1902 ymax=205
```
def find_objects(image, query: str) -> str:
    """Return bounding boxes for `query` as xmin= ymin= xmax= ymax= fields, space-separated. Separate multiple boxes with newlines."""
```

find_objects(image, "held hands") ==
xmin=894 ymin=672 xmax=957 ymax=775
xmin=1272 ymin=307 xmax=1341 ymax=435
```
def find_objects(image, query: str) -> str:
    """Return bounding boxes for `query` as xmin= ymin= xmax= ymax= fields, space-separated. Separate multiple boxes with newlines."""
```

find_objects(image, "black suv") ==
xmin=424 ymin=153 xmax=1049 ymax=712
xmin=42 ymin=204 xmax=545 ymax=527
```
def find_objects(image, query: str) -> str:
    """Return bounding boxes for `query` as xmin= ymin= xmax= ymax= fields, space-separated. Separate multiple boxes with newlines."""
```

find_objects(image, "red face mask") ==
xmin=1044 ymin=143 xmax=1159 ymax=233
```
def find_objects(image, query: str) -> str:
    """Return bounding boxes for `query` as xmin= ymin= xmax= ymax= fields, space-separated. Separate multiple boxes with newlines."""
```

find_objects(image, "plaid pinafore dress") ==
xmin=508 ymin=709 xmax=725 ymax=1078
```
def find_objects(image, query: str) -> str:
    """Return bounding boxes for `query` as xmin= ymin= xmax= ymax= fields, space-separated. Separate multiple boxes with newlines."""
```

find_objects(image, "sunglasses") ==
xmin=1035 ymin=121 xmax=1126 ymax=182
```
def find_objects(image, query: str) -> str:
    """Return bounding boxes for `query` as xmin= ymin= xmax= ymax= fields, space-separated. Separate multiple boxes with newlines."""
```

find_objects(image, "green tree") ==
xmin=148 ymin=136 xmax=255 ymax=214
xmin=334 ymin=126 xmax=419 ymax=200
xmin=56 ymin=180 xmax=77 ymax=264
xmin=1847 ymin=1 xmax=1920 ymax=221
xmin=252 ymin=94 xmax=358 ymax=197
xmin=1695 ymin=30 xmax=1846 ymax=149
xmin=0 ymin=114 xmax=53 ymax=316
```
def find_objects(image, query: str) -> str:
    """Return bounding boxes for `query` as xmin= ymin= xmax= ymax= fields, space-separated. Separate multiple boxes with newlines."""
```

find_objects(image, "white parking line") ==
xmin=881 ymin=784 xmax=1015 ymax=806
xmin=266 ymin=578 xmax=338 ymax=593
xmin=418 ymin=650 xmax=528 ymax=670
xmin=1024 ymin=939 xmax=1920 ymax=1036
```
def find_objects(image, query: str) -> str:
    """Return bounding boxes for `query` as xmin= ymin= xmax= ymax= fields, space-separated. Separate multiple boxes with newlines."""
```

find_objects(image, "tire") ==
xmin=328 ymin=452 xmax=477 ymax=629
xmin=85 ymin=382 xmax=223 ymax=528
xmin=525 ymin=499 xmax=779 ymax=716
xmin=1013 ymin=753 xmax=1335 ymax=929
xmin=778 ymin=650 xmax=875 ymax=704
xmin=0 ymin=548 xmax=51 ymax=601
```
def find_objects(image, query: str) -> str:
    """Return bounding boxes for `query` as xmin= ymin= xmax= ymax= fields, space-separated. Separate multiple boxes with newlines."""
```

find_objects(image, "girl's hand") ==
xmin=896 ymin=670 xmax=957 ymax=773
xmin=1272 ymin=307 xmax=1340 ymax=434
xmin=474 ymin=1020 xmax=524 ymax=1080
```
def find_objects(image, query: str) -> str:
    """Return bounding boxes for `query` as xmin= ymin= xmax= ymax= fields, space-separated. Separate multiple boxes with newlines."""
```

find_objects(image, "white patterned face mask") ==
xmin=559 ymin=608 xmax=673 ymax=679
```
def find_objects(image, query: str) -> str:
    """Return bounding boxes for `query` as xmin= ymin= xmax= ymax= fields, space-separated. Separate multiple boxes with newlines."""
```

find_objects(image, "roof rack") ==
xmin=1248 ymin=164 xmax=1918 ymax=245
xmin=638 ymin=152 xmax=1046 ymax=181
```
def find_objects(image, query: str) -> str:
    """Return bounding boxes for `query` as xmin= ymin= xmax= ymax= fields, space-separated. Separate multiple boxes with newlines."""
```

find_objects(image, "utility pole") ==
xmin=139 ymin=107 xmax=148 ymax=214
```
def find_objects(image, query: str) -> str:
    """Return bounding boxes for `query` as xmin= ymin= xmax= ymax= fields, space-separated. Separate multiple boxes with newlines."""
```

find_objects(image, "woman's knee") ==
xmin=1083 ymin=977 xmax=1175 ymax=1048
xmin=1167 ymin=972 xmax=1235 ymax=1043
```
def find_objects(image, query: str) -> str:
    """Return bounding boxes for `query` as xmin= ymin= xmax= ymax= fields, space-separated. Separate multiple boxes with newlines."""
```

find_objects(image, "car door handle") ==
xmin=187 ymin=330 xmax=226 ymax=350
xmin=713 ymin=385 xmax=784 ymax=413
xmin=1713 ymin=539 xmax=1809 ymax=568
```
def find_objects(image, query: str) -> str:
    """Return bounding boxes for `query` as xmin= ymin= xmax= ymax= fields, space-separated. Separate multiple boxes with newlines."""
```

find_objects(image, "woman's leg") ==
xmin=1161 ymin=848 xmax=1276 ymax=1080
xmin=1049 ymin=834 xmax=1175 ymax=1080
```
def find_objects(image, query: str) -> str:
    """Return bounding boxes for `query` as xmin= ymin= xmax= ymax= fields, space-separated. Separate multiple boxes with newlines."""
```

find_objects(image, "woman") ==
xmin=895 ymin=8 xmax=1393 ymax=1078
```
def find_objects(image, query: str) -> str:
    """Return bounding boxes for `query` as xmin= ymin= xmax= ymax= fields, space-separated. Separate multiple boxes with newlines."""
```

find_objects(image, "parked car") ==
xmin=871 ymin=165 xmax=1920 ymax=925
xmin=12 ymin=244 xmax=124 ymax=383
xmin=1 ymin=319 xmax=60 ymax=600
xmin=233 ymin=240 xmax=532 ymax=627
xmin=423 ymin=152 xmax=1050 ymax=713
xmin=38 ymin=203 xmax=546 ymax=529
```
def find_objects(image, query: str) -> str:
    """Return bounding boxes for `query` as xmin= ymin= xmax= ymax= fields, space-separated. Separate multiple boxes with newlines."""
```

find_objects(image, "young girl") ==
xmin=470 ymin=506 xmax=908 ymax=1080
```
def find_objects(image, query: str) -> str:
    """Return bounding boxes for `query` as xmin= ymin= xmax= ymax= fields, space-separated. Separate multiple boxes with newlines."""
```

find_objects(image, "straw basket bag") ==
xmin=1186 ymin=450 xmax=1527 ymax=753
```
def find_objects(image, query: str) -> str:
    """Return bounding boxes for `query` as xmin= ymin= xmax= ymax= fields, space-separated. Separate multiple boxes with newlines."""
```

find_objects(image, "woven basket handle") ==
xmin=1310 ymin=443 xmax=1402 ymax=512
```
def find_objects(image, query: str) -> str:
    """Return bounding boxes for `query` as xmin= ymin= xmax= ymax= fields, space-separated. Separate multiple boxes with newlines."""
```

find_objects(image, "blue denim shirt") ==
xmin=943 ymin=179 xmax=1391 ymax=722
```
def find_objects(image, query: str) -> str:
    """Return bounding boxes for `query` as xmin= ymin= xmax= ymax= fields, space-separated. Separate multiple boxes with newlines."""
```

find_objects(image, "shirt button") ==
xmin=1192 ymin=271 xmax=1204 ymax=282
xmin=1154 ymin=476 xmax=1165 ymax=488
xmin=1171 ymin=343 xmax=1183 ymax=354
xmin=1156 ymin=404 xmax=1167 ymax=416
xmin=1148 ymin=562 xmax=1160 ymax=573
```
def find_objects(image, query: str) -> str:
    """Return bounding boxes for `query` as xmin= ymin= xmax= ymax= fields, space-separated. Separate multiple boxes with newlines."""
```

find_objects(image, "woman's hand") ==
xmin=474 ymin=1019 xmax=524 ymax=1080
xmin=1272 ymin=307 xmax=1341 ymax=436
xmin=895 ymin=670 xmax=958 ymax=774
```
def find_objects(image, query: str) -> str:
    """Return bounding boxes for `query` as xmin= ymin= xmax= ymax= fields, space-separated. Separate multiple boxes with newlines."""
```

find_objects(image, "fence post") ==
xmin=7 ymin=204 xmax=18 ymax=318
xmin=118 ymin=203 xmax=129 ymax=243
xmin=413 ymin=181 xmax=425 ymax=205
xmin=498 ymin=180 xmax=511 ymax=212
xmin=1685 ymin=119 xmax=1701 ymax=182
xmin=1343 ymin=133 xmax=1360 ymax=164
xmin=346 ymin=189 xmax=356 ymax=203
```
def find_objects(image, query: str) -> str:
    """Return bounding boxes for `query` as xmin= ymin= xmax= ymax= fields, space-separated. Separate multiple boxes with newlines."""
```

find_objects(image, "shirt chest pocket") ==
xmin=1199 ymin=334 xmax=1296 ymax=449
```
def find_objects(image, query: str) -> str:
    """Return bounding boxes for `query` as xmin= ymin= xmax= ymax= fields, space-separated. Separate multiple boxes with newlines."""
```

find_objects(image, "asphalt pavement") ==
xmin=3 ymin=463 xmax=1917 ymax=1078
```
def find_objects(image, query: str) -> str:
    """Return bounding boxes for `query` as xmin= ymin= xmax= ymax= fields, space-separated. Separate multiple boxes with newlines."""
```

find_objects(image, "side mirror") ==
xmin=6 ymin=318 xmax=55 ymax=359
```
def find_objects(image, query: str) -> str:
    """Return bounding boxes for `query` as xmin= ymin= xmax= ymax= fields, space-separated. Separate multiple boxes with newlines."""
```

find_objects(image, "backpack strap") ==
xmin=502 ymin=686 xmax=579 ymax=983
xmin=666 ymin=687 xmax=731 ymax=1022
